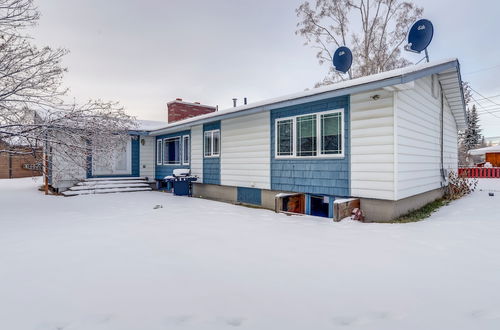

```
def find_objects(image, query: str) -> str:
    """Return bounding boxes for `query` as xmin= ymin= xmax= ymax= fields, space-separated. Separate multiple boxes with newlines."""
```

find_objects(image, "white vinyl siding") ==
xmin=221 ymin=112 xmax=270 ymax=189
xmin=156 ymin=139 xmax=162 ymax=165
xmin=350 ymin=89 xmax=395 ymax=200
xmin=190 ymin=125 xmax=203 ymax=182
xmin=140 ymin=136 xmax=155 ymax=180
xmin=395 ymin=76 xmax=458 ymax=199
xmin=182 ymin=135 xmax=190 ymax=165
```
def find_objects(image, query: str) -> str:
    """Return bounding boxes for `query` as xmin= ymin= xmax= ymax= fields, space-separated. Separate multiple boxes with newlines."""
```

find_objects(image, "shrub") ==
xmin=445 ymin=170 xmax=478 ymax=200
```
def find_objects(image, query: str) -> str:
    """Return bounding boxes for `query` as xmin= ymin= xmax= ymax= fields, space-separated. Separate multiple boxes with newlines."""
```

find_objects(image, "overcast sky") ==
xmin=31 ymin=0 xmax=500 ymax=137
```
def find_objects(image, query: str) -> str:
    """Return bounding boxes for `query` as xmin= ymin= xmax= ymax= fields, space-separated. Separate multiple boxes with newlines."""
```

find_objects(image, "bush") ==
xmin=445 ymin=170 xmax=478 ymax=200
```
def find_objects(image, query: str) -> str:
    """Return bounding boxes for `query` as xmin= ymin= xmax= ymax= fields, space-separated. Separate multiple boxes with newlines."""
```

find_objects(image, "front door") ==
xmin=92 ymin=139 xmax=132 ymax=176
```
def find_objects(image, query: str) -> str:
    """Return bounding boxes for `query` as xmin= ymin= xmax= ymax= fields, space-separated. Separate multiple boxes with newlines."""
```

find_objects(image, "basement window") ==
xmin=310 ymin=195 xmax=330 ymax=218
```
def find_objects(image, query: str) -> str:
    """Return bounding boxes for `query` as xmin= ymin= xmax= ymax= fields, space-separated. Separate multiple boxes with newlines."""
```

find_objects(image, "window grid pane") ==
xmin=277 ymin=119 xmax=293 ymax=156
xmin=213 ymin=131 xmax=220 ymax=155
xmin=204 ymin=132 xmax=211 ymax=157
xmin=296 ymin=115 xmax=317 ymax=157
xmin=321 ymin=113 xmax=342 ymax=155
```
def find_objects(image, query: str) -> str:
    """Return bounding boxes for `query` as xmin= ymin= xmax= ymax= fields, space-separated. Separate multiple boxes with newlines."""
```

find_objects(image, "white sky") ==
xmin=31 ymin=0 xmax=500 ymax=137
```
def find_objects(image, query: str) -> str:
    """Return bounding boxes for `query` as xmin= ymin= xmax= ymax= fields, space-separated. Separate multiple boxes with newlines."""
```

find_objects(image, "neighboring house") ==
xmin=0 ymin=140 xmax=42 ymax=179
xmin=48 ymin=58 xmax=466 ymax=221
xmin=469 ymin=145 xmax=500 ymax=167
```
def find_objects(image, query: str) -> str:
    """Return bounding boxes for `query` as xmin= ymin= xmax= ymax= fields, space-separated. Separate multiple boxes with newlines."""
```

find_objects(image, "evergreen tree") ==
xmin=462 ymin=105 xmax=482 ymax=151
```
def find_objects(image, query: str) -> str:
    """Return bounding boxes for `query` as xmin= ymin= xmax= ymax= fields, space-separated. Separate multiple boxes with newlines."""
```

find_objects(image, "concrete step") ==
xmin=76 ymin=180 xmax=149 ymax=186
xmin=84 ymin=176 xmax=146 ymax=181
xmin=62 ymin=186 xmax=152 ymax=196
xmin=69 ymin=182 xmax=151 ymax=191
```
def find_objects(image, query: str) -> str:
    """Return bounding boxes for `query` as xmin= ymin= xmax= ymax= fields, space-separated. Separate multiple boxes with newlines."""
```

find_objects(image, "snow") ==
xmin=1 ymin=177 xmax=500 ymax=330
xmin=150 ymin=58 xmax=462 ymax=135
xmin=135 ymin=119 xmax=168 ymax=131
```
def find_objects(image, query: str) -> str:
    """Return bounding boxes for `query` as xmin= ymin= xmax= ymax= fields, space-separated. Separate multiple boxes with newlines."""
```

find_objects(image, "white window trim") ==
xmin=204 ymin=129 xmax=220 ymax=158
xmin=156 ymin=139 xmax=163 ymax=165
xmin=162 ymin=136 xmax=182 ymax=166
xmin=275 ymin=108 xmax=344 ymax=159
xmin=182 ymin=135 xmax=190 ymax=165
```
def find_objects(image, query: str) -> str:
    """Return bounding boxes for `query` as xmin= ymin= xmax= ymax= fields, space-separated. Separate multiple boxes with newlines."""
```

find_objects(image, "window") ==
xmin=275 ymin=109 xmax=343 ymax=158
xmin=277 ymin=119 xmax=293 ymax=156
xmin=296 ymin=114 xmax=317 ymax=156
xmin=182 ymin=135 xmax=190 ymax=165
xmin=204 ymin=129 xmax=220 ymax=157
xmin=163 ymin=137 xmax=181 ymax=165
xmin=156 ymin=139 xmax=162 ymax=165
xmin=320 ymin=112 xmax=342 ymax=155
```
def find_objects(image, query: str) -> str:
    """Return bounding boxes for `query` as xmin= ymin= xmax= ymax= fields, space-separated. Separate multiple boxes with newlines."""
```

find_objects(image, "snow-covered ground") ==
xmin=1 ymin=178 xmax=500 ymax=330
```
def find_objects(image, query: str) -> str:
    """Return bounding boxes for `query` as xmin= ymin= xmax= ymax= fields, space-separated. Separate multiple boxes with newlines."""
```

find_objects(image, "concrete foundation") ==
xmin=192 ymin=183 xmax=445 ymax=223
xmin=360 ymin=188 xmax=444 ymax=222
xmin=192 ymin=183 xmax=237 ymax=203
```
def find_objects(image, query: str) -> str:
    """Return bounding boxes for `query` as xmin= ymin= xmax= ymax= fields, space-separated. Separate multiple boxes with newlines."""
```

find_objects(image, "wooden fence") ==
xmin=458 ymin=167 xmax=500 ymax=178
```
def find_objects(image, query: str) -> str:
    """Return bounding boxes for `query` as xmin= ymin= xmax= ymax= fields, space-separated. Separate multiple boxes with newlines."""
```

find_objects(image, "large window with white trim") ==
xmin=275 ymin=109 xmax=343 ymax=158
xmin=156 ymin=139 xmax=162 ymax=165
xmin=204 ymin=129 xmax=220 ymax=157
xmin=182 ymin=135 xmax=190 ymax=165
xmin=163 ymin=137 xmax=181 ymax=165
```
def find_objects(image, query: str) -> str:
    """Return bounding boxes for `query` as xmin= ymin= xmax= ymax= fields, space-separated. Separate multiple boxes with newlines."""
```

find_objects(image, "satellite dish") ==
xmin=332 ymin=46 xmax=353 ymax=74
xmin=405 ymin=19 xmax=434 ymax=53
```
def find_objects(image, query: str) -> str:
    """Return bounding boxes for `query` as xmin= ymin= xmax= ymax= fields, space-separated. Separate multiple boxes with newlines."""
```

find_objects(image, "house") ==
xmin=48 ymin=58 xmax=466 ymax=222
xmin=0 ymin=140 xmax=42 ymax=179
xmin=469 ymin=145 xmax=500 ymax=167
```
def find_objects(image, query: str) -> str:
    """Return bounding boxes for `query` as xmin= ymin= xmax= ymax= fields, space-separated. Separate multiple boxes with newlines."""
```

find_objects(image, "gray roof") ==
xmin=150 ymin=58 xmax=466 ymax=135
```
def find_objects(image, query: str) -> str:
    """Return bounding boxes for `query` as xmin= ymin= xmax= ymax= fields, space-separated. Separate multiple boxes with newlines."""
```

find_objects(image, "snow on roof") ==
xmin=147 ymin=58 xmax=464 ymax=134
xmin=134 ymin=120 xmax=169 ymax=131
xmin=469 ymin=145 xmax=500 ymax=155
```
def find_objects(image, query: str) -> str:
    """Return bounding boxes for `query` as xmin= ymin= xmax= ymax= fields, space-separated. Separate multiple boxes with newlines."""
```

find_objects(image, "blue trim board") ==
xmin=203 ymin=121 xmax=221 ymax=185
xmin=270 ymin=95 xmax=350 ymax=197
xmin=155 ymin=130 xmax=191 ymax=180
xmin=131 ymin=136 xmax=140 ymax=177
xmin=237 ymin=187 xmax=262 ymax=205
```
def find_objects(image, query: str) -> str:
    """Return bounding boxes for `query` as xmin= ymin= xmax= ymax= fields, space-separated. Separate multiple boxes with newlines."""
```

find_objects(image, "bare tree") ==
xmin=296 ymin=0 xmax=423 ymax=86
xmin=0 ymin=0 xmax=135 ymax=189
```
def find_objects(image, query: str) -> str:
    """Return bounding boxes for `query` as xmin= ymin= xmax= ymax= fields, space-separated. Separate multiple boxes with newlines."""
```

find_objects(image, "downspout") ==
xmin=440 ymin=81 xmax=446 ymax=186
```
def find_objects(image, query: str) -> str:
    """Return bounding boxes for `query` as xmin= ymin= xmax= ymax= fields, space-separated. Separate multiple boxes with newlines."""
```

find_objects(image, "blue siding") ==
xmin=203 ymin=121 xmax=221 ymax=185
xmin=237 ymin=187 xmax=262 ymax=205
xmin=270 ymin=95 xmax=350 ymax=197
xmin=155 ymin=130 xmax=190 ymax=179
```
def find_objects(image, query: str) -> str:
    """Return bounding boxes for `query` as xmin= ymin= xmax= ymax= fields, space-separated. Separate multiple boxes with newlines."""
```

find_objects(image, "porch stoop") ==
xmin=62 ymin=177 xmax=152 ymax=196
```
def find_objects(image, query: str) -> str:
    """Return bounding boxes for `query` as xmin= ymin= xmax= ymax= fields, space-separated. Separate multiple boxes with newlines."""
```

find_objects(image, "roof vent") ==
xmin=176 ymin=98 xmax=183 ymax=101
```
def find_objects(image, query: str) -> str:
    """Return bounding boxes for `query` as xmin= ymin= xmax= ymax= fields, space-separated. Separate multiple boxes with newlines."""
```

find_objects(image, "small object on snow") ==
xmin=153 ymin=204 xmax=163 ymax=209
xmin=489 ymin=192 xmax=494 ymax=197
xmin=351 ymin=208 xmax=364 ymax=222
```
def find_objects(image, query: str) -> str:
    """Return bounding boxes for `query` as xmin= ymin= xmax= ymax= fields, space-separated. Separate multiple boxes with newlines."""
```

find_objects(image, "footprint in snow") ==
xmin=224 ymin=316 xmax=245 ymax=327
xmin=165 ymin=314 xmax=195 ymax=325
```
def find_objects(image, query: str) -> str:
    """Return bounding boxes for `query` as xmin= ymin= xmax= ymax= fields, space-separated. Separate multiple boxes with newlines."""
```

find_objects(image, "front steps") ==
xmin=62 ymin=177 xmax=152 ymax=196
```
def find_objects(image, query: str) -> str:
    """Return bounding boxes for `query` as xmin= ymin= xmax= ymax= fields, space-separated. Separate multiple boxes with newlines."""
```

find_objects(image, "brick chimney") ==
xmin=167 ymin=99 xmax=217 ymax=123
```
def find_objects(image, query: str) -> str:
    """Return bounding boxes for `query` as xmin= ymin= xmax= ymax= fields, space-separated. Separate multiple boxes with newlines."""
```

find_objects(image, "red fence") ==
xmin=458 ymin=167 xmax=500 ymax=178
